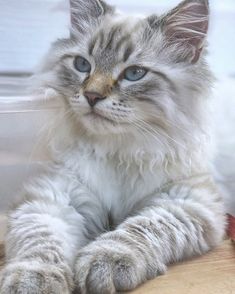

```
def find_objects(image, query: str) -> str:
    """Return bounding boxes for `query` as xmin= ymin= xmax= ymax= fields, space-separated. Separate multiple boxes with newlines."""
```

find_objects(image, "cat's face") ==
xmin=56 ymin=18 xmax=175 ymax=135
xmin=42 ymin=0 xmax=211 ymax=139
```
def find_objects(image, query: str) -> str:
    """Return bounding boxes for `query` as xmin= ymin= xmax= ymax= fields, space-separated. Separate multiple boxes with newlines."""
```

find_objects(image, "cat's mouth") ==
xmin=85 ymin=110 xmax=116 ymax=124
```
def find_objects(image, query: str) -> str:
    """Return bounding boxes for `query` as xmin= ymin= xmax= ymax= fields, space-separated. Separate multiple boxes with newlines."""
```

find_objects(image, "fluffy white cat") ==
xmin=0 ymin=0 xmax=226 ymax=293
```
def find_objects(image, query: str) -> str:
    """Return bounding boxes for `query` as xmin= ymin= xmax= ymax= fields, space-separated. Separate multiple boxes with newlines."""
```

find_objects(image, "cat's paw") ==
xmin=0 ymin=261 xmax=74 ymax=294
xmin=74 ymin=240 xmax=145 ymax=294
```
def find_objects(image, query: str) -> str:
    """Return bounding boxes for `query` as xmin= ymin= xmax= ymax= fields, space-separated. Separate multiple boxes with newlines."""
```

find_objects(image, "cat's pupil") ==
xmin=133 ymin=69 xmax=140 ymax=75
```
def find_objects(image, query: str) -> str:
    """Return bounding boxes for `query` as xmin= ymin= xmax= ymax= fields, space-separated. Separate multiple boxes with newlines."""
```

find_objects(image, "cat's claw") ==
xmin=0 ymin=261 xmax=74 ymax=294
xmin=74 ymin=240 xmax=144 ymax=294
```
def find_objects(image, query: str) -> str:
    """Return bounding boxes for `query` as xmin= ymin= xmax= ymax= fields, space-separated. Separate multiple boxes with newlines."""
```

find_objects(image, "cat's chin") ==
xmin=79 ymin=112 xmax=127 ymax=136
xmin=85 ymin=112 xmax=116 ymax=125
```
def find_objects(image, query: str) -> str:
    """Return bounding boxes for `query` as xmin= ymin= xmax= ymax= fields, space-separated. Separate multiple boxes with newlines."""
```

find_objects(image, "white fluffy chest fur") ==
xmin=58 ymin=144 xmax=171 ymax=223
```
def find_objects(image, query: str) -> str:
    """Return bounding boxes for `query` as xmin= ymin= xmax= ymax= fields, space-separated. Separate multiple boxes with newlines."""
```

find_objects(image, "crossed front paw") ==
xmin=74 ymin=240 xmax=145 ymax=294
xmin=0 ymin=261 xmax=74 ymax=294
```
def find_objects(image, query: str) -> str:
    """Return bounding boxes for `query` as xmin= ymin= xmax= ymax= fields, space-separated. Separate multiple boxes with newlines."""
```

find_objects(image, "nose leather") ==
xmin=84 ymin=91 xmax=106 ymax=107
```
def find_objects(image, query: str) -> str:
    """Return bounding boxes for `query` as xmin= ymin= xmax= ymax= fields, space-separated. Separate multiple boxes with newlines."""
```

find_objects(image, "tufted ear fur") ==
xmin=70 ymin=0 xmax=114 ymax=33
xmin=148 ymin=0 xmax=209 ymax=64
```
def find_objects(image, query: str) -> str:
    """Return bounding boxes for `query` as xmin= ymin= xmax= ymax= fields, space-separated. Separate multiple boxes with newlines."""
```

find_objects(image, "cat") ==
xmin=0 ymin=0 xmax=226 ymax=293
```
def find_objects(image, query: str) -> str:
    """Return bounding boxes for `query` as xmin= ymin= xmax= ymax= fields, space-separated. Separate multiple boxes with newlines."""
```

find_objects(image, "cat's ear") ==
xmin=70 ymin=0 xmax=114 ymax=33
xmin=149 ymin=0 xmax=209 ymax=63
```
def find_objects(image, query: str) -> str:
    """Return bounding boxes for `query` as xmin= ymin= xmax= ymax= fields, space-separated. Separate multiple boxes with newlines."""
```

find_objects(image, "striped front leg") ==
xmin=0 ymin=198 xmax=85 ymax=294
xmin=74 ymin=179 xmax=226 ymax=294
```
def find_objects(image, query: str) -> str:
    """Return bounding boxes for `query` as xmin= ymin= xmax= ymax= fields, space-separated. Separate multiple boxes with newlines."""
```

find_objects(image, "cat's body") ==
xmin=0 ymin=0 xmax=226 ymax=293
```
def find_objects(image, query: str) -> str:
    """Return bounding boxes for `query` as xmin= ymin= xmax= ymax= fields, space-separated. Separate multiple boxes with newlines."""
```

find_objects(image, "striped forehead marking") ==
xmin=88 ymin=24 xmax=134 ymax=63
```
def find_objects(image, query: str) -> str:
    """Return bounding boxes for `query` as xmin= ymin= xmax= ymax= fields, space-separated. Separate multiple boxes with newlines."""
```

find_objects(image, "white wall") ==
xmin=0 ymin=0 xmax=235 ymax=76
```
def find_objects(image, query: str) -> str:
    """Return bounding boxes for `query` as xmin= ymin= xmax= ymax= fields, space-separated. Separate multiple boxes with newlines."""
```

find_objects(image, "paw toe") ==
xmin=0 ymin=263 xmax=72 ymax=294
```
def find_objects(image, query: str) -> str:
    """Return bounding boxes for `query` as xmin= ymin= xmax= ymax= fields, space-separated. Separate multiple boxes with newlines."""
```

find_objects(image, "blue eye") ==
xmin=124 ymin=66 xmax=147 ymax=81
xmin=74 ymin=56 xmax=91 ymax=73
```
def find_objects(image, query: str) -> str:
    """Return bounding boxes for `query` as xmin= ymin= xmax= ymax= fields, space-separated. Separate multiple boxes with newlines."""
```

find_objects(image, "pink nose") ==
xmin=84 ymin=91 xmax=106 ymax=107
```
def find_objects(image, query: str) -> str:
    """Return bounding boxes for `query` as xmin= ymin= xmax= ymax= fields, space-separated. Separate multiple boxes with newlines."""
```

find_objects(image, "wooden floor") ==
xmin=132 ymin=240 xmax=235 ymax=294
xmin=0 ymin=215 xmax=235 ymax=294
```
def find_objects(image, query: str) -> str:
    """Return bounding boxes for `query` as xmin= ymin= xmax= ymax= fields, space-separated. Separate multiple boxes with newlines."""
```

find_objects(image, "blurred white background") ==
xmin=0 ymin=0 xmax=234 ymax=213
xmin=1 ymin=0 xmax=235 ymax=76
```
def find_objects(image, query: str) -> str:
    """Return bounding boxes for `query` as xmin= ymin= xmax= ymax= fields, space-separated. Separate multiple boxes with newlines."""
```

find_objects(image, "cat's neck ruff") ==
xmin=49 ymin=115 xmax=207 ymax=179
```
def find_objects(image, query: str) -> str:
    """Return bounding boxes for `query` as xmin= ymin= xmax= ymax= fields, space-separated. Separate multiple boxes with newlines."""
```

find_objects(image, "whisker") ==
xmin=140 ymin=119 xmax=186 ymax=150
xmin=131 ymin=117 xmax=166 ymax=148
xmin=132 ymin=113 xmax=186 ymax=150
xmin=136 ymin=108 xmax=199 ymax=141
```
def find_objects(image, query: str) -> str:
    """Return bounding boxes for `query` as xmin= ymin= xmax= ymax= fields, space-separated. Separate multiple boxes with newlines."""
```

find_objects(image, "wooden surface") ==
xmin=0 ymin=216 xmax=235 ymax=294
xmin=132 ymin=240 xmax=235 ymax=294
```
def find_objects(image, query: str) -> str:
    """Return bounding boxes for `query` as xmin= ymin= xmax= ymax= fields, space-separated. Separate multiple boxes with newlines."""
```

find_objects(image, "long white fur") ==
xmin=0 ymin=0 xmax=226 ymax=293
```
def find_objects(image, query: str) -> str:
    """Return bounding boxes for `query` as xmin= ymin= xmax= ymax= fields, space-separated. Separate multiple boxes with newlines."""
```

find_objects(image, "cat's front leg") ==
xmin=74 ymin=237 xmax=157 ymax=294
xmin=73 ymin=221 xmax=167 ymax=294
xmin=74 ymin=177 xmax=226 ymax=294
xmin=0 ymin=261 xmax=73 ymax=294
xmin=0 ymin=189 xmax=86 ymax=294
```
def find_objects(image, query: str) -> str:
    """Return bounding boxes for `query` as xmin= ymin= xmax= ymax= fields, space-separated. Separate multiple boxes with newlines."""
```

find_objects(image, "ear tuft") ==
xmin=70 ymin=0 xmax=114 ymax=33
xmin=162 ymin=0 xmax=209 ymax=63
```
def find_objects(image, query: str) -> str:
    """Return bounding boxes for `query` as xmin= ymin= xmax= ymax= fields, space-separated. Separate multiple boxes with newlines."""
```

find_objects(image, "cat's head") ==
xmin=36 ymin=0 xmax=212 ymax=154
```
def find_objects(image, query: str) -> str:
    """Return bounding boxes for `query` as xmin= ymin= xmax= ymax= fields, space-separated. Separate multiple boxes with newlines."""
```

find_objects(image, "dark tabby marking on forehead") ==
xmin=88 ymin=34 xmax=100 ymax=56
xmin=103 ymin=25 xmax=123 ymax=51
xmin=88 ymin=23 xmax=134 ymax=62
xmin=115 ymin=34 xmax=131 ymax=52
xmin=123 ymin=43 xmax=134 ymax=62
